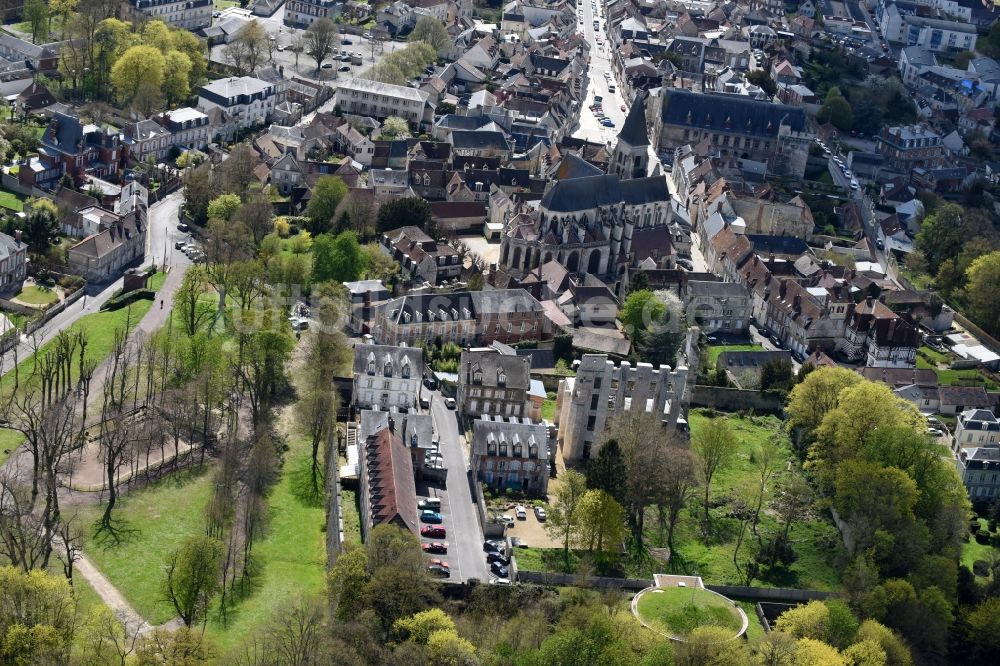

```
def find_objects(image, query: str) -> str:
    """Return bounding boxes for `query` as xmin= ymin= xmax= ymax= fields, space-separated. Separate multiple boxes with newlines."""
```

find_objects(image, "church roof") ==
xmin=540 ymin=174 xmax=669 ymax=213
xmin=617 ymin=93 xmax=650 ymax=148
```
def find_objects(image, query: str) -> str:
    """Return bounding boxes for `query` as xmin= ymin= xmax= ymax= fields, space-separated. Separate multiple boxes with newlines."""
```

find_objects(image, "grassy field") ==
xmin=666 ymin=411 xmax=842 ymax=591
xmin=0 ymin=190 xmax=24 ymax=212
xmin=148 ymin=271 xmax=168 ymax=292
xmin=935 ymin=368 xmax=998 ymax=389
xmin=341 ymin=486 xmax=362 ymax=546
xmin=0 ymin=300 xmax=153 ymax=397
xmin=15 ymin=285 xmax=59 ymax=306
xmin=541 ymin=397 xmax=557 ymax=421
xmin=706 ymin=344 xmax=764 ymax=366
xmin=203 ymin=434 xmax=327 ymax=654
xmin=635 ymin=587 xmax=743 ymax=637
xmin=962 ymin=518 xmax=1000 ymax=574
xmin=918 ymin=345 xmax=950 ymax=366
xmin=74 ymin=466 xmax=215 ymax=624
xmin=0 ymin=427 xmax=23 ymax=466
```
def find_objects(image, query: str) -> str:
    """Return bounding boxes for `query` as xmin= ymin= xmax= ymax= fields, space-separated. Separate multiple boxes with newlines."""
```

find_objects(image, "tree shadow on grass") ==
xmin=288 ymin=454 xmax=325 ymax=508
xmin=91 ymin=517 xmax=139 ymax=550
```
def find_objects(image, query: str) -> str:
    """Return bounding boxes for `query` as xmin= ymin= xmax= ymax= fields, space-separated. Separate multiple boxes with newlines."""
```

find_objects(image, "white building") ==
xmin=351 ymin=343 xmax=424 ymax=412
xmin=198 ymin=77 xmax=281 ymax=131
xmin=284 ymin=0 xmax=341 ymax=27
xmin=955 ymin=409 xmax=1000 ymax=450
xmin=877 ymin=1 xmax=976 ymax=53
xmin=156 ymin=107 xmax=212 ymax=153
xmin=334 ymin=78 xmax=435 ymax=127
xmin=122 ymin=0 xmax=212 ymax=30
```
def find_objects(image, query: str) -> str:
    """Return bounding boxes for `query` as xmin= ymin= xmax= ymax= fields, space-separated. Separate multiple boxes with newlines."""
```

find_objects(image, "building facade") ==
xmin=684 ymin=280 xmax=752 ymax=334
xmin=956 ymin=447 xmax=1000 ymax=503
xmin=955 ymin=409 xmax=1000 ymax=449
xmin=121 ymin=0 xmax=212 ymax=30
xmin=334 ymin=78 xmax=435 ymax=128
xmin=0 ymin=231 xmax=26 ymax=294
xmin=556 ymin=354 xmax=689 ymax=462
xmin=283 ymin=0 xmax=341 ymax=28
xmin=198 ymin=77 xmax=282 ymax=131
xmin=875 ymin=125 xmax=946 ymax=172
xmin=471 ymin=415 xmax=549 ymax=495
xmin=351 ymin=343 xmax=424 ymax=412
xmin=457 ymin=344 xmax=531 ymax=419
xmin=371 ymin=290 xmax=547 ymax=347
xmin=653 ymin=88 xmax=812 ymax=180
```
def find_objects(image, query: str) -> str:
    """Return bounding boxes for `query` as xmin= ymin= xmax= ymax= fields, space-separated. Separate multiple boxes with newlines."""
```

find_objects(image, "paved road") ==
xmin=428 ymin=391 xmax=490 ymax=582
xmin=573 ymin=0 xmax=625 ymax=146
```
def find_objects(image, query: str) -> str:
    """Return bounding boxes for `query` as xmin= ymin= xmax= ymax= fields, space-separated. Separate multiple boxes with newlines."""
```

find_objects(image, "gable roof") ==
xmin=617 ymin=92 xmax=650 ymax=147
xmin=660 ymin=89 xmax=807 ymax=136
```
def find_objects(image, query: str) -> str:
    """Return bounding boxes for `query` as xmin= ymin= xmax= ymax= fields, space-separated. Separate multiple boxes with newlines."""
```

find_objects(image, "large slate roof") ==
xmin=540 ymin=174 xmax=669 ymax=212
xmin=617 ymin=93 xmax=650 ymax=148
xmin=660 ymin=89 xmax=807 ymax=137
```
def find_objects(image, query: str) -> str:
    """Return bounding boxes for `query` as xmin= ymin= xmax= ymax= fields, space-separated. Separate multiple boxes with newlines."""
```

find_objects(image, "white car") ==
xmin=489 ymin=578 xmax=512 ymax=585
xmin=534 ymin=506 xmax=547 ymax=521
xmin=850 ymin=179 xmax=859 ymax=190
xmin=499 ymin=515 xmax=514 ymax=526
xmin=515 ymin=505 xmax=527 ymax=520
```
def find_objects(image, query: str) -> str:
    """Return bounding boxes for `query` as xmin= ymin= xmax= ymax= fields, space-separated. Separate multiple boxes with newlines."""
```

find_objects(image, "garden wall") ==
xmin=691 ymin=385 xmax=785 ymax=412
xmin=0 ymin=286 xmax=86 ymax=354
xmin=705 ymin=585 xmax=831 ymax=602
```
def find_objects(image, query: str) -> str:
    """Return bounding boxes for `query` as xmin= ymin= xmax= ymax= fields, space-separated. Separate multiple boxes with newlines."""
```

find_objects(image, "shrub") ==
xmin=975 ymin=531 xmax=991 ymax=545
xmin=973 ymin=560 xmax=989 ymax=576
xmin=274 ymin=217 xmax=291 ymax=237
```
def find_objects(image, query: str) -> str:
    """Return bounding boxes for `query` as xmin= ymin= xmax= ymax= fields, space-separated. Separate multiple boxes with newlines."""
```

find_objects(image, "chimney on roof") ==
xmin=14 ymin=229 xmax=21 ymax=245
xmin=387 ymin=416 xmax=395 ymax=433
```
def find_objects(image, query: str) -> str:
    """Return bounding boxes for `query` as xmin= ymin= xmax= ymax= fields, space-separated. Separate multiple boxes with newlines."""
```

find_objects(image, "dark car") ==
xmin=483 ymin=540 xmax=505 ymax=553
xmin=177 ymin=223 xmax=190 ymax=232
xmin=423 ymin=377 xmax=438 ymax=390
xmin=490 ymin=561 xmax=509 ymax=578
xmin=421 ymin=525 xmax=446 ymax=538
xmin=427 ymin=564 xmax=451 ymax=578
xmin=321 ymin=63 xmax=333 ymax=69
xmin=343 ymin=39 xmax=352 ymax=44
xmin=339 ymin=66 xmax=351 ymax=72
xmin=487 ymin=552 xmax=509 ymax=565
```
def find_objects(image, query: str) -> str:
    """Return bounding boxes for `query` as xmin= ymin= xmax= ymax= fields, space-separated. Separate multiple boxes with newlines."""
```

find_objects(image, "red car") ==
xmin=621 ymin=104 xmax=626 ymax=112
xmin=429 ymin=558 xmax=450 ymax=569
xmin=421 ymin=525 xmax=446 ymax=538
xmin=422 ymin=541 xmax=448 ymax=554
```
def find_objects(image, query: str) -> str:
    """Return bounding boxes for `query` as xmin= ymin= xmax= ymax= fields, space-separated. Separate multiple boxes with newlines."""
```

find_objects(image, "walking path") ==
xmin=72 ymin=550 xmax=153 ymax=634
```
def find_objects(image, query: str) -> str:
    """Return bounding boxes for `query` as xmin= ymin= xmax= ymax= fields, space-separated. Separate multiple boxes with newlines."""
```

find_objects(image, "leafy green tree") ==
xmin=544 ymin=469 xmax=588 ymax=566
xmin=795 ymin=638 xmax=847 ymax=666
xmin=960 ymin=597 xmax=1000 ymax=662
xmin=0 ymin=567 xmax=75 ymax=664
xmin=426 ymin=629 xmax=478 ymax=664
xmin=111 ymin=45 xmax=165 ymax=105
xmin=134 ymin=626 xmax=215 ymax=665
xmin=207 ymin=193 xmax=241 ymax=222
xmin=854 ymin=620 xmax=912 ymax=666
xmin=23 ymin=0 xmax=48 ymax=43
xmin=586 ymin=438 xmax=627 ymax=505
xmin=775 ymin=600 xmax=831 ymax=641
xmin=844 ymin=640 xmax=888 ymax=666
xmin=786 ymin=366 xmax=860 ymax=444
xmin=760 ymin=357 xmax=794 ymax=392
xmin=393 ymin=608 xmax=455 ymax=644
xmin=23 ymin=198 xmax=59 ymax=252
xmin=915 ymin=203 xmax=965 ymax=273
xmin=163 ymin=534 xmax=224 ymax=627
xmin=163 ymin=49 xmax=193 ymax=105
xmin=691 ymin=416 xmax=738 ymax=534
xmin=305 ymin=176 xmax=348 ymax=233
xmin=834 ymin=461 xmax=919 ymax=558
xmin=312 ymin=231 xmax=365 ymax=283
xmin=676 ymin=626 xmax=750 ymax=666
xmin=818 ymin=88 xmax=853 ymax=130
xmin=965 ymin=251 xmax=1000 ymax=337
xmin=409 ymin=15 xmax=450 ymax=52
xmin=380 ymin=116 xmax=411 ymax=139
xmin=377 ymin=196 xmax=435 ymax=234
xmin=575 ymin=489 xmax=628 ymax=554
xmin=620 ymin=289 xmax=665 ymax=341
xmin=747 ymin=69 xmax=777 ymax=96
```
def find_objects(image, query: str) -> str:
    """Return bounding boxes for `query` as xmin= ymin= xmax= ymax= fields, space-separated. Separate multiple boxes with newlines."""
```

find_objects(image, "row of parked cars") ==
xmin=419 ymin=498 xmax=451 ymax=578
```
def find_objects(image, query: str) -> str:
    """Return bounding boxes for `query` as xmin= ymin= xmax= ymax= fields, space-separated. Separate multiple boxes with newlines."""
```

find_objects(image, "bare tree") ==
xmin=306 ymin=18 xmax=338 ymax=72
xmin=657 ymin=443 xmax=696 ymax=550
xmin=691 ymin=416 xmax=738 ymax=537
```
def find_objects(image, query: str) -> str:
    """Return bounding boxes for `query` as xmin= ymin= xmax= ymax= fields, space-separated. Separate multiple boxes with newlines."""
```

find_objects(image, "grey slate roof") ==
xmin=352 ymin=343 xmax=424 ymax=377
xmin=460 ymin=348 xmax=531 ymax=391
xmin=540 ymin=174 xmax=670 ymax=213
xmin=450 ymin=130 xmax=511 ymax=151
xmin=660 ymin=89 xmax=807 ymax=137
xmin=617 ymin=92 xmax=650 ymax=147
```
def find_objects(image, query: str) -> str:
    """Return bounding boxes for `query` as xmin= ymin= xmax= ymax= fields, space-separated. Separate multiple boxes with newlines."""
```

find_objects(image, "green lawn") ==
xmin=204 ymin=434 xmax=327 ymax=653
xmin=734 ymin=599 xmax=765 ymax=642
xmin=0 ymin=427 xmax=25 ymax=467
xmin=0 ymin=190 xmax=24 ymax=212
xmin=0 ymin=300 xmax=153 ymax=397
xmin=635 ymin=587 xmax=743 ymax=637
xmin=214 ymin=0 xmax=239 ymax=8
xmin=918 ymin=346 xmax=950 ymax=365
xmin=666 ymin=411 xmax=842 ymax=591
xmin=341 ymin=486 xmax=362 ymax=546
xmin=706 ymin=344 xmax=764 ymax=366
xmin=962 ymin=519 xmax=1000 ymax=575
xmin=15 ymin=284 xmax=59 ymax=306
xmin=148 ymin=271 xmax=168 ymax=292
xmin=541 ymin=398 xmax=557 ymax=421
xmin=935 ymin=368 xmax=997 ymax=390
xmin=74 ymin=465 xmax=215 ymax=624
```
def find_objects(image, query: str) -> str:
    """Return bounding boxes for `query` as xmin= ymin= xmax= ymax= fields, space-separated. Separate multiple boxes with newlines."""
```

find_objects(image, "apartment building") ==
xmin=154 ymin=107 xmax=212 ymax=153
xmin=956 ymin=446 xmax=1000 ymax=503
xmin=457 ymin=343 xmax=532 ymax=419
xmin=351 ymin=343 xmax=424 ymax=412
xmin=381 ymin=226 xmax=462 ymax=285
xmin=471 ymin=415 xmax=549 ymax=495
xmin=121 ymin=0 xmax=212 ymax=30
xmin=684 ymin=280 xmax=752 ymax=335
xmin=284 ymin=0 xmax=341 ymax=28
xmin=955 ymin=409 xmax=1000 ymax=450
xmin=198 ymin=77 xmax=282 ymax=131
xmin=875 ymin=125 xmax=946 ymax=172
xmin=334 ymin=78 xmax=435 ymax=128
xmin=371 ymin=289 xmax=546 ymax=347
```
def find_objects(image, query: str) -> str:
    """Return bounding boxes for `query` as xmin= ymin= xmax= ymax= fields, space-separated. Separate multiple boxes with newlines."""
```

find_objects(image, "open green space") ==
xmin=706 ymin=344 xmax=764 ymax=366
xmin=0 ymin=300 xmax=153 ymax=397
xmin=203 ymin=434 xmax=327 ymax=653
xmin=918 ymin=345 xmax=950 ymax=366
xmin=0 ymin=427 xmax=24 ymax=467
xmin=635 ymin=586 xmax=742 ymax=638
xmin=541 ymin=397 xmax=557 ymax=421
xmin=962 ymin=518 xmax=1000 ymax=574
xmin=15 ymin=284 xmax=59 ymax=306
xmin=935 ymin=368 xmax=998 ymax=389
xmin=214 ymin=0 xmax=239 ymax=9
xmin=74 ymin=466 xmax=214 ymax=624
xmin=0 ymin=190 xmax=24 ymax=212
xmin=147 ymin=270 xmax=168 ymax=292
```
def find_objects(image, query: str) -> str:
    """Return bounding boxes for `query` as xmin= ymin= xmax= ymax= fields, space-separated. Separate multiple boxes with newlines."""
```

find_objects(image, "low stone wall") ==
xmin=705 ymin=585 xmax=831 ymax=602
xmin=515 ymin=571 xmax=651 ymax=589
xmin=691 ymin=385 xmax=785 ymax=412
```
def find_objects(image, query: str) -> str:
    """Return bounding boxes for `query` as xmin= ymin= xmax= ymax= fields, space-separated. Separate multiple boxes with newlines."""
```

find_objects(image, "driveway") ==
xmin=427 ymin=390 xmax=490 ymax=582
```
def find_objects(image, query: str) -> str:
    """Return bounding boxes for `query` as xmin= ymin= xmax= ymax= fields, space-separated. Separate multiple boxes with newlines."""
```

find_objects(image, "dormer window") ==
xmin=367 ymin=353 xmax=376 ymax=375
xmin=383 ymin=361 xmax=393 ymax=377
xmin=473 ymin=366 xmax=483 ymax=384
xmin=498 ymin=369 xmax=506 ymax=386
xmin=401 ymin=359 xmax=411 ymax=378
xmin=411 ymin=433 xmax=418 ymax=448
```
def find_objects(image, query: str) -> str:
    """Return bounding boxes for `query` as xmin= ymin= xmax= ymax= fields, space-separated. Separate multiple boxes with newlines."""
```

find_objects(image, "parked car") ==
xmin=420 ymin=510 xmax=443 ymax=524
xmin=422 ymin=542 xmax=448 ymax=554
xmin=419 ymin=397 xmax=430 ymax=409
xmin=445 ymin=397 xmax=456 ymax=409
xmin=363 ymin=32 xmax=372 ymax=39
xmin=427 ymin=563 xmax=450 ymax=578
xmin=174 ymin=241 xmax=185 ymax=250
xmin=515 ymin=505 xmax=527 ymax=520
xmin=498 ymin=514 xmax=514 ymax=526
xmin=489 ymin=578 xmax=511 ymax=585
xmin=423 ymin=377 xmax=438 ymax=390
xmin=421 ymin=525 xmax=446 ymax=538
xmin=425 ymin=453 xmax=444 ymax=466
xmin=484 ymin=540 xmax=505 ymax=553
xmin=177 ymin=223 xmax=190 ymax=232
xmin=339 ymin=66 xmax=351 ymax=72
xmin=676 ymin=258 xmax=694 ymax=271
xmin=418 ymin=498 xmax=442 ymax=511
xmin=491 ymin=562 xmax=509 ymax=577
xmin=321 ymin=63 xmax=333 ymax=69
xmin=487 ymin=551 xmax=509 ymax=565
xmin=850 ymin=179 xmax=859 ymax=190
xmin=534 ymin=506 xmax=547 ymax=521
xmin=342 ymin=39 xmax=352 ymax=44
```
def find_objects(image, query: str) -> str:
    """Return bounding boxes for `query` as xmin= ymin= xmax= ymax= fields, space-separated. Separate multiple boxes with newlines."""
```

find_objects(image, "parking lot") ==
xmin=497 ymin=505 xmax=560 ymax=549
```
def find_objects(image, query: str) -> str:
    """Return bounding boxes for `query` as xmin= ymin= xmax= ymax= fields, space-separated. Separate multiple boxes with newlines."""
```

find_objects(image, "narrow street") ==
xmin=573 ymin=1 xmax=626 ymax=146
xmin=428 ymin=390 xmax=490 ymax=582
